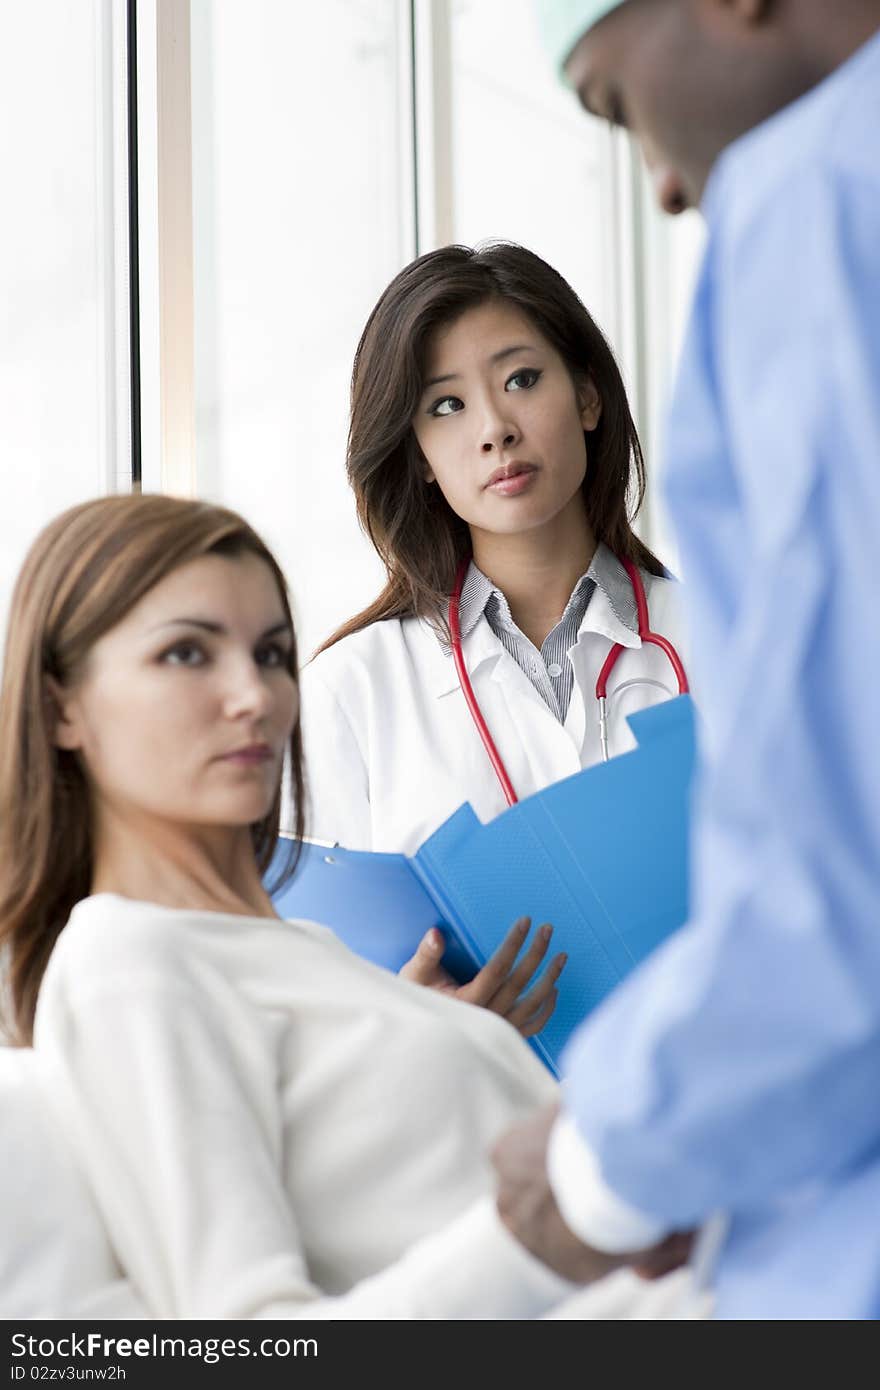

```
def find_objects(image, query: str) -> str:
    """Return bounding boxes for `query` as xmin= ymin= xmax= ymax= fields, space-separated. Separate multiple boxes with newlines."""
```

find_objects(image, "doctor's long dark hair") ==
xmin=318 ymin=241 xmax=664 ymax=653
xmin=0 ymin=495 xmax=306 ymax=1045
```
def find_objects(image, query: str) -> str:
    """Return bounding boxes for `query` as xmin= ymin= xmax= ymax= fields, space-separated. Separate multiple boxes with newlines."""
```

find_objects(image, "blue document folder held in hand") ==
xmin=270 ymin=694 xmax=696 ymax=1075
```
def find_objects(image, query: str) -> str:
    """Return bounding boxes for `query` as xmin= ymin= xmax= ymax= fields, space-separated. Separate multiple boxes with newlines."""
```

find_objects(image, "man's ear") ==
xmin=702 ymin=0 xmax=773 ymax=32
xmin=723 ymin=0 xmax=772 ymax=23
xmin=579 ymin=376 xmax=602 ymax=432
xmin=46 ymin=676 xmax=82 ymax=751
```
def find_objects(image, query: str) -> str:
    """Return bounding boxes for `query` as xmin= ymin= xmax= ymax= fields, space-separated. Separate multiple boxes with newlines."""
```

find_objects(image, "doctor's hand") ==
xmin=492 ymin=1103 xmax=695 ymax=1284
xmin=399 ymin=917 xmax=566 ymax=1038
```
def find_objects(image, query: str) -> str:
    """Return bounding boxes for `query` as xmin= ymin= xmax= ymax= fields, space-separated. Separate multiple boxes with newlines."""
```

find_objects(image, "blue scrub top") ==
xmin=562 ymin=27 xmax=880 ymax=1318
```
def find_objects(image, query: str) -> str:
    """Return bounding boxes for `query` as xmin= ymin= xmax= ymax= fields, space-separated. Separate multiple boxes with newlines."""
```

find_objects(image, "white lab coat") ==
xmin=299 ymin=570 xmax=691 ymax=855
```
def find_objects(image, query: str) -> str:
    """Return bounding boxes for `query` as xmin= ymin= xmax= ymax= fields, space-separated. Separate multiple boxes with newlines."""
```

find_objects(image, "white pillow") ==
xmin=0 ymin=1047 xmax=144 ymax=1318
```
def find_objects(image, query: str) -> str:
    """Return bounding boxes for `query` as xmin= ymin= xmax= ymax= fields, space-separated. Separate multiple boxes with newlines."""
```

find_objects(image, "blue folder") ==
xmin=270 ymin=694 xmax=696 ymax=1075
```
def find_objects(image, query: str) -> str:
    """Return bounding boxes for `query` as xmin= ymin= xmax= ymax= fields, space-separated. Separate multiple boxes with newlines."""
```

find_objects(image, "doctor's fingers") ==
xmin=398 ymin=927 xmax=456 ymax=988
xmin=456 ymin=916 xmax=537 ymax=1008
xmin=508 ymin=986 xmax=558 ymax=1039
xmin=504 ymin=953 xmax=567 ymax=1036
xmin=483 ymin=922 xmax=557 ymax=1014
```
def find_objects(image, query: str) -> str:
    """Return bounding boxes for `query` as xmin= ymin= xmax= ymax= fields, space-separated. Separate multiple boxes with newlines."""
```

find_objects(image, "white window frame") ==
xmin=138 ymin=0 xmax=697 ymax=562
xmin=96 ymin=0 xmax=137 ymax=496
xmin=135 ymin=0 xmax=195 ymax=496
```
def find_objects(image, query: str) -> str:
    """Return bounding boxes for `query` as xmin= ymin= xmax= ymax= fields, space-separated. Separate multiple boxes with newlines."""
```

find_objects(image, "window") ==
xmin=0 ymin=0 xmax=131 ymax=644
xmin=189 ymin=0 xmax=410 ymax=655
xmin=446 ymin=0 xmax=618 ymax=336
xmin=1 ymin=0 xmax=704 ymax=654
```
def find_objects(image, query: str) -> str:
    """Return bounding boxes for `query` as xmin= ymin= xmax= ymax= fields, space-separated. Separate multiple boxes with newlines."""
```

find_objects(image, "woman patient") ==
xmin=0 ymin=494 xmax=687 ymax=1318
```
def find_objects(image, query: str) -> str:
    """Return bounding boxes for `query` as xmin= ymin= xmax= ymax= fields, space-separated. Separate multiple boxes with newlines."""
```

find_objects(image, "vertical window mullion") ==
xmin=133 ymin=0 xmax=162 ymax=492
xmin=400 ymin=0 xmax=419 ymax=263
xmin=155 ymin=0 xmax=195 ymax=495
xmin=412 ymin=0 xmax=453 ymax=253
xmin=125 ymin=0 xmax=141 ymax=489
xmin=133 ymin=0 xmax=196 ymax=496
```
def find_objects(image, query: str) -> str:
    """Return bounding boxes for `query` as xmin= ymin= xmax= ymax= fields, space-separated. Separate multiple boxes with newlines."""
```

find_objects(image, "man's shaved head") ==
xmin=563 ymin=1 xmax=880 ymax=212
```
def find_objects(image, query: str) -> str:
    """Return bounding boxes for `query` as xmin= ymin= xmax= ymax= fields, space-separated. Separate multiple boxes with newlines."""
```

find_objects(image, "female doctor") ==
xmin=301 ymin=242 xmax=690 ymax=883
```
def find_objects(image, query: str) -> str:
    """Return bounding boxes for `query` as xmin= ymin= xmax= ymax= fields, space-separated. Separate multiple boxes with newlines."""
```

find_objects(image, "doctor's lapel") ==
xmin=427 ymin=612 xmax=506 ymax=699
xmin=430 ymin=616 xmax=569 ymax=797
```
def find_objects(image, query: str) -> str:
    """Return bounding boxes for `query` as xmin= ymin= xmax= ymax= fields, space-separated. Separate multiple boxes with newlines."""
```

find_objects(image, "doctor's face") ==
xmin=52 ymin=552 xmax=298 ymax=837
xmin=412 ymin=300 xmax=600 ymax=547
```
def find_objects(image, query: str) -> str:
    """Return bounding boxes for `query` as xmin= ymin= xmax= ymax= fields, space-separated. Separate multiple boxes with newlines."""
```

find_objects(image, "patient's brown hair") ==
xmin=0 ymin=494 xmax=305 ymax=1044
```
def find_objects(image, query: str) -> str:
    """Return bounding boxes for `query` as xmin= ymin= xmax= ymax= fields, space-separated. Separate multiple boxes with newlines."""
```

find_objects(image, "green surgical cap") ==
xmin=535 ymin=1 xmax=627 ymax=78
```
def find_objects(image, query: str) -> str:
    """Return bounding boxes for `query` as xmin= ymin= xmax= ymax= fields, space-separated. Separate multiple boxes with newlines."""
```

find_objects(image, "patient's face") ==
xmin=52 ymin=552 xmax=297 ymax=837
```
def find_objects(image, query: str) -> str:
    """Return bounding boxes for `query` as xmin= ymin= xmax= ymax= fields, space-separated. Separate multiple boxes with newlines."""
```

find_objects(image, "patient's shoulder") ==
xmin=46 ymin=893 xmax=198 ymax=992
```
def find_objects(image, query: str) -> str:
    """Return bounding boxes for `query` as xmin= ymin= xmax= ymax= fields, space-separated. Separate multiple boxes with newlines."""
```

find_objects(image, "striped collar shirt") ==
xmin=450 ymin=543 xmax=639 ymax=722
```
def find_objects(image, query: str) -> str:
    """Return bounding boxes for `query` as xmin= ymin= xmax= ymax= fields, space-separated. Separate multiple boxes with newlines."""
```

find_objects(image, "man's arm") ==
xmin=547 ymin=162 xmax=880 ymax=1233
xmin=491 ymin=1104 xmax=694 ymax=1281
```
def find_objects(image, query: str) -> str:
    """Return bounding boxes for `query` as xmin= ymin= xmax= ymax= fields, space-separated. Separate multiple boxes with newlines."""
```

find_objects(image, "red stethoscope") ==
xmin=448 ymin=555 xmax=689 ymax=806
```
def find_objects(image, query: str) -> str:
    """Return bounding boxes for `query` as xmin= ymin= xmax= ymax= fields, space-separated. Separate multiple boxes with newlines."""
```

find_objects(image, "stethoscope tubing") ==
xmin=448 ymin=559 xmax=519 ymax=806
xmin=448 ymin=554 xmax=689 ymax=807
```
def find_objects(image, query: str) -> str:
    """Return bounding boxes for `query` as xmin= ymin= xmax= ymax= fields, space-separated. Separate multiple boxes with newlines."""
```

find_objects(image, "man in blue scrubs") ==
xmin=493 ymin=0 xmax=880 ymax=1317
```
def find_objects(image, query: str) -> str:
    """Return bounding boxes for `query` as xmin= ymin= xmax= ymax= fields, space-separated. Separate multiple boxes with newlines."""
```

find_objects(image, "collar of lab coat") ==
xmin=428 ymin=579 xmax=642 ymax=699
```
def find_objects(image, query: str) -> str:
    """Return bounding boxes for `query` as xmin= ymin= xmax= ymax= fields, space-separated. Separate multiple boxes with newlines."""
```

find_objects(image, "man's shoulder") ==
xmin=707 ymin=33 xmax=880 ymax=244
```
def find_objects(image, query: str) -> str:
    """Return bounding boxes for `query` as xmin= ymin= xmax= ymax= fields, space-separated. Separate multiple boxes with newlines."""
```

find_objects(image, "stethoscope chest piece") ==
xmin=447 ymin=555 xmax=688 ymax=805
